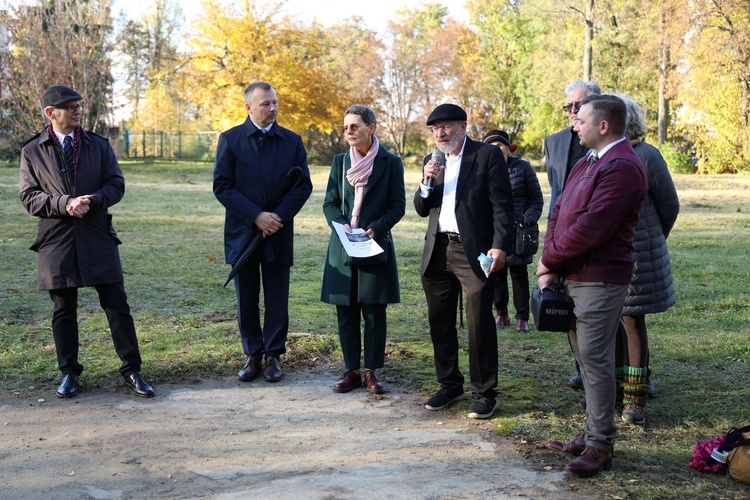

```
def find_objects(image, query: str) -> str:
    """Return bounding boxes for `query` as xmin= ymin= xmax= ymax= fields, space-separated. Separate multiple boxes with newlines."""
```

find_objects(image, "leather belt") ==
xmin=438 ymin=232 xmax=461 ymax=242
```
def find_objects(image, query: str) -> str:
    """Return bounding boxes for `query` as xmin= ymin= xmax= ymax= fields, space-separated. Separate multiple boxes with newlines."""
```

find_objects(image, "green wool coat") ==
xmin=320 ymin=144 xmax=406 ymax=305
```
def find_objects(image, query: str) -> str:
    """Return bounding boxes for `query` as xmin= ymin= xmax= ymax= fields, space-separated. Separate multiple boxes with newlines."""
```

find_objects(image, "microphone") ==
xmin=427 ymin=148 xmax=445 ymax=192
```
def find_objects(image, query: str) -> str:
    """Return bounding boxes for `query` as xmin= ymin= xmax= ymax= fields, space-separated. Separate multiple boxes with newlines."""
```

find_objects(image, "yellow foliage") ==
xmin=179 ymin=0 xmax=341 ymax=135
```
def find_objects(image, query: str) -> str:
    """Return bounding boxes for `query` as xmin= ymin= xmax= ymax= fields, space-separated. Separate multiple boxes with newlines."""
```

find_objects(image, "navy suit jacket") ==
xmin=413 ymin=137 xmax=514 ymax=281
xmin=213 ymin=118 xmax=312 ymax=266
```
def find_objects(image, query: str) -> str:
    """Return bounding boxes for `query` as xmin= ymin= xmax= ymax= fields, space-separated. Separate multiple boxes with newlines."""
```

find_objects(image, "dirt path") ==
xmin=0 ymin=369 xmax=576 ymax=499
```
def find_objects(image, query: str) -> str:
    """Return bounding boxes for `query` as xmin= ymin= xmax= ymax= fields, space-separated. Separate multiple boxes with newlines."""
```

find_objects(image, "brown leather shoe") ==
xmin=238 ymin=357 xmax=261 ymax=381
xmin=333 ymin=370 xmax=362 ymax=393
xmin=565 ymin=446 xmax=612 ymax=477
xmin=263 ymin=355 xmax=283 ymax=382
xmin=363 ymin=370 xmax=385 ymax=394
xmin=548 ymin=433 xmax=587 ymax=455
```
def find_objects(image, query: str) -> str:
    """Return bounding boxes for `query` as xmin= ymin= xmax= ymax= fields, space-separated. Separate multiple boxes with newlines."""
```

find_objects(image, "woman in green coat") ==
xmin=321 ymin=104 xmax=406 ymax=394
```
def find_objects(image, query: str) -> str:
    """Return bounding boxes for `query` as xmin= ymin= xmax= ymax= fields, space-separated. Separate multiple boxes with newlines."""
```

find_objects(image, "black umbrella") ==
xmin=223 ymin=166 xmax=305 ymax=287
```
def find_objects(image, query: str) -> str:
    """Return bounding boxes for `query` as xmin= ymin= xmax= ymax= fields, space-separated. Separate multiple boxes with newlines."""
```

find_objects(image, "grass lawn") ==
xmin=1 ymin=159 xmax=749 ymax=498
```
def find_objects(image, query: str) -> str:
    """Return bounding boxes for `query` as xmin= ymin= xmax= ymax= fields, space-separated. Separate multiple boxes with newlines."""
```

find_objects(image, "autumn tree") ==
xmin=467 ymin=0 xmax=543 ymax=146
xmin=376 ymin=4 xmax=455 ymax=158
xmin=306 ymin=17 xmax=384 ymax=164
xmin=675 ymin=0 xmax=750 ymax=172
xmin=180 ymin=0 xmax=340 ymax=138
xmin=0 ymin=0 xmax=114 ymax=146
xmin=115 ymin=0 xmax=184 ymax=128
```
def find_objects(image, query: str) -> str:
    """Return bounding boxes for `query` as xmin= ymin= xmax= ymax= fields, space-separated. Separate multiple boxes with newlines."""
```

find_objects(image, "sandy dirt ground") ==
xmin=0 ymin=369 xmax=579 ymax=499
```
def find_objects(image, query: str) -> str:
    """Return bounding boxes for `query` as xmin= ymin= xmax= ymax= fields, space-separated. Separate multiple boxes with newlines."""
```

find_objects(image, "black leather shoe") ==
xmin=238 ymin=357 xmax=262 ymax=381
xmin=123 ymin=371 xmax=155 ymax=398
xmin=56 ymin=374 xmax=80 ymax=398
xmin=568 ymin=374 xmax=584 ymax=390
xmin=263 ymin=356 xmax=283 ymax=382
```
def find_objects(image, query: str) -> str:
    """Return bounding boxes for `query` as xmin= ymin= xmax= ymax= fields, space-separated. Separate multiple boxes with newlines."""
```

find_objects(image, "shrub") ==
xmin=659 ymin=142 xmax=696 ymax=174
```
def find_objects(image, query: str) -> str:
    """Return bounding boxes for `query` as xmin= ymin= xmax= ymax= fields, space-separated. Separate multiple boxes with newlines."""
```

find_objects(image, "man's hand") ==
xmin=537 ymin=272 xmax=560 ymax=290
xmin=535 ymin=258 xmax=559 ymax=289
xmin=254 ymin=211 xmax=283 ymax=238
xmin=536 ymin=259 xmax=552 ymax=277
xmin=486 ymin=248 xmax=507 ymax=274
xmin=422 ymin=159 xmax=445 ymax=186
xmin=66 ymin=195 xmax=93 ymax=218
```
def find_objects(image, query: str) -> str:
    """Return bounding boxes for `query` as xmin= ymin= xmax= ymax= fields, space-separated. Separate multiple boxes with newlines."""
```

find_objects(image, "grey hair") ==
xmin=344 ymin=104 xmax=376 ymax=125
xmin=616 ymin=94 xmax=647 ymax=141
xmin=564 ymin=80 xmax=601 ymax=98
xmin=244 ymin=81 xmax=273 ymax=101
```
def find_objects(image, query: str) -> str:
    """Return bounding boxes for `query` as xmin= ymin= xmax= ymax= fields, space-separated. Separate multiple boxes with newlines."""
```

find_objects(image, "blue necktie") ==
xmin=63 ymin=136 xmax=75 ymax=173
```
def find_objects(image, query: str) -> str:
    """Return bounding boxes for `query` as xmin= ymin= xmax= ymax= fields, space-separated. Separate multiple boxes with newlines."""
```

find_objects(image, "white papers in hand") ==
xmin=332 ymin=221 xmax=384 ymax=258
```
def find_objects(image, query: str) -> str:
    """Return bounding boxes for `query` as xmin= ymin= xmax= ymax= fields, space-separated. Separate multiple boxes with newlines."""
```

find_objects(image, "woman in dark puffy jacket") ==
xmin=617 ymin=96 xmax=680 ymax=426
xmin=482 ymin=130 xmax=544 ymax=332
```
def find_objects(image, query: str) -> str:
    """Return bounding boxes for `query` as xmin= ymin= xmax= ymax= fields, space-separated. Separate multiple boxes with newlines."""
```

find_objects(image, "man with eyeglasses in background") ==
xmin=543 ymin=80 xmax=601 ymax=218
xmin=414 ymin=103 xmax=514 ymax=420
xmin=542 ymin=80 xmax=601 ymax=393
xmin=19 ymin=86 xmax=155 ymax=399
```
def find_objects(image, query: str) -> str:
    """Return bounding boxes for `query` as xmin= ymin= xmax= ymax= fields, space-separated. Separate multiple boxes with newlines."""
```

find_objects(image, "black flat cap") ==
xmin=426 ymin=103 xmax=467 ymax=126
xmin=42 ymin=86 xmax=83 ymax=107
xmin=482 ymin=129 xmax=511 ymax=147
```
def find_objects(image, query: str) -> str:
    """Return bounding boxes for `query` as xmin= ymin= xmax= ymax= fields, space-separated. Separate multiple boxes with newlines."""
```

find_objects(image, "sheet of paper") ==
xmin=332 ymin=221 xmax=384 ymax=258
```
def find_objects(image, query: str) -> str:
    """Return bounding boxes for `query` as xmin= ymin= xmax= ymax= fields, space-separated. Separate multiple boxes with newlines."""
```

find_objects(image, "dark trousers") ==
xmin=421 ymin=236 xmax=498 ymax=398
xmin=336 ymin=303 xmax=387 ymax=370
xmin=49 ymin=283 xmax=142 ymax=376
xmin=493 ymin=264 xmax=530 ymax=320
xmin=234 ymin=257 xmax=290 ymax=359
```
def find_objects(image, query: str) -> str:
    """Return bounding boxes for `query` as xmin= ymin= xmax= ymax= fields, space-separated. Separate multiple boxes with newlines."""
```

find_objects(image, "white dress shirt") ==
xmin=419 ymin=137 xmax=467 ymax=234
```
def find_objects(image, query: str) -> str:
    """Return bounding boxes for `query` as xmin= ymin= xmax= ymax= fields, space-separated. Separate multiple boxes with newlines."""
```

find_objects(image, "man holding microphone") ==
xmin=414 ymin=103 xmax=514 ymax=419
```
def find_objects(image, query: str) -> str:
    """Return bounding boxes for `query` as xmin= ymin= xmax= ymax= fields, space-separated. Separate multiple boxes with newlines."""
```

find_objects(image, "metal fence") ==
xmin=111 ymin=130 xmax=220 ymax=161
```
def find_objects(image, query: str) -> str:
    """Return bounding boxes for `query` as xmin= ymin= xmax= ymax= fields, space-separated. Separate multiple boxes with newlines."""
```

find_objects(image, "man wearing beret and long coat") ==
xmin=415 ymin=103 xmax=514 ymax=420
xmin=19 ymin=85 xmax=154 ymax=399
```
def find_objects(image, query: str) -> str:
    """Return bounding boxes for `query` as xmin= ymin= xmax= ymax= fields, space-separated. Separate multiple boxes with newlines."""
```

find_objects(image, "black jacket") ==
xmin=414 ymin=137 xmax=514 ymax=280
xmin=506 ymin=155 xmax=544 ymax=265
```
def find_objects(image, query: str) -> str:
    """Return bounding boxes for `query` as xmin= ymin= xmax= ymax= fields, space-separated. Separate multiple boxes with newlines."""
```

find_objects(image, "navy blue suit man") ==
xmin=213 ymin=81 xmax=313 ymax=383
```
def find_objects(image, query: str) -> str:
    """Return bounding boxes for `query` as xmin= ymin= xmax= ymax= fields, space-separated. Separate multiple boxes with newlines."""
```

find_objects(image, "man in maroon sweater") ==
xmin=537 ymin=94 xmax=647 ymax=477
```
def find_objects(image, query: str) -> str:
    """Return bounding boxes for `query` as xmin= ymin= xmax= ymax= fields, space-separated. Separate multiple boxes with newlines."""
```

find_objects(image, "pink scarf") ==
xmin=347 ymin=136 xmax=379 ymax=229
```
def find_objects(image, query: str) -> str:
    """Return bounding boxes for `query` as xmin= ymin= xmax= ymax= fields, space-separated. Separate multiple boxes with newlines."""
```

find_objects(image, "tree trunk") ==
xmin=583 ymin=0 xmax=595 ymax=80
xmin=657 ymin=45 xmax=669 ymax=145
xmin=657 ymin=8 xmax=669 ymax=145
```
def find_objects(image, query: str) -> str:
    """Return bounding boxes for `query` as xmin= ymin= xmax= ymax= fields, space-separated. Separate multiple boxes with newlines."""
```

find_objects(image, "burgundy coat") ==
xmin=543 ymin=138 xmax=647 ymax=284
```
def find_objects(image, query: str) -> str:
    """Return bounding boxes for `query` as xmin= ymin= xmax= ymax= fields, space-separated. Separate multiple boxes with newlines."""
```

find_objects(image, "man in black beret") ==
xmin=19 ymin=85 xmax=155 ymax=399
xmin=414 ymin=103 xmax=514 ymax=419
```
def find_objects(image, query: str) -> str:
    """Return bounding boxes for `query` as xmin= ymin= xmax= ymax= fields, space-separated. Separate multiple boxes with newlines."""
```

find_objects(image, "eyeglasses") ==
xmin=429 ymin=122 xmax=459 ymax=133
xmin=562 ymin=101 xmax=581 ymax=113
xmin=341 ymin=124 xmax=368 ymax=134
xmin=56 ymin=104 xmax=84 ymax=113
